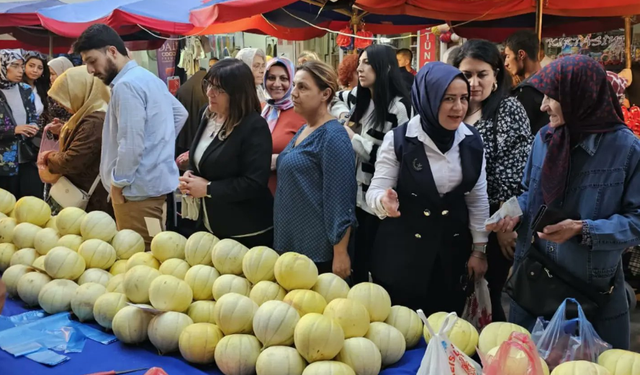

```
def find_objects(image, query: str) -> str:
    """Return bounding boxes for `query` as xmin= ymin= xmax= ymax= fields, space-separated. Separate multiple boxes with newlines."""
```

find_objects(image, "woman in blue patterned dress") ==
xmin=274 ymin=60 xmax=357 ymax=278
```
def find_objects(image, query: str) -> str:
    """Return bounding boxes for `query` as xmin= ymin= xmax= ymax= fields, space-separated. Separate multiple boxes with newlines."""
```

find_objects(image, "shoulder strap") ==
xmin=87 ymin=175 xmax=102 ymax=197
xmin=393 ymin=123 xmax=408 ymax=162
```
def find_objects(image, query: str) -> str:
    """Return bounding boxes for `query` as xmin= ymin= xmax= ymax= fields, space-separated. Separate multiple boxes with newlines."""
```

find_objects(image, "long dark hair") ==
xmin=202 ymin=59 xmax=261 ymax=138
xmin=352 ymin=44 xmax=409 ymax=131
xmin=453 ymin=40 xmax=512 ymax=121
xmin=22 ymin=51 xmax=50 ymax=113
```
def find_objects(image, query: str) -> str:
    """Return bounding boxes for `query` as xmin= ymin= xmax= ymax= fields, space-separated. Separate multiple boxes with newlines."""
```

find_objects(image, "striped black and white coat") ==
xmin=331 ymin=87 xmax=412 ymax=215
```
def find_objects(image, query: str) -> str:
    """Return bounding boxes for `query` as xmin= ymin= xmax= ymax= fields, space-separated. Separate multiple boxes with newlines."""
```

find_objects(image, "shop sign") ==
xmin=157 ymin=39 xmax=178 ymax=84
xmin=418 ymin=30 xmax=437 ymax=67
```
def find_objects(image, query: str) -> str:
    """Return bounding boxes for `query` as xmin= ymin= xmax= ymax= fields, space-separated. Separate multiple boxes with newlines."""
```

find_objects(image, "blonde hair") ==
xmin=298 ymin=60 xmax=338 ymax=103
xmin=298 ymin=50 xmax=320 ymax=63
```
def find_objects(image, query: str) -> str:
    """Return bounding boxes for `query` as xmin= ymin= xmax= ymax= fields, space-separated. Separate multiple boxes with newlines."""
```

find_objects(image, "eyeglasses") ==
xmin=8 ymin=63 xmax=23 ymax=70
xmin=203 ymin=82 xmax=226 ymax=95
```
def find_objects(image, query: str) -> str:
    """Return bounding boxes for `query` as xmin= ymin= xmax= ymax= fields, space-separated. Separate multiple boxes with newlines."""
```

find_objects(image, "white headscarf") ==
xmin=236 ymin=48 xmax=266 ymax=103
xmin=48 ymin=56 xmax=73 ymax=76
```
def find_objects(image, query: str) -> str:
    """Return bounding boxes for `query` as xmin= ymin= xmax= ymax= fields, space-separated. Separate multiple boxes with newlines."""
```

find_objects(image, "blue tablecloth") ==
xmin=1 ymin=298 xmax=426 ymax=375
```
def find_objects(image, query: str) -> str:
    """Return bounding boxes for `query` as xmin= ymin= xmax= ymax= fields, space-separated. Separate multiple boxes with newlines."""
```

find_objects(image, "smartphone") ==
xmin=531 ymin=205 xmax=568 ymax=232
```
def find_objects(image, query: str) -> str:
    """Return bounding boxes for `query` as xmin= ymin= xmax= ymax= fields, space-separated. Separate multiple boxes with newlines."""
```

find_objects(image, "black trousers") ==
xmin=484 ymin=204 xmax=514 ymax=322
xmin=0 ymin=163 xmax=43 ymax=199
xmin=352 ymin=208 xmax=381 ymax=283
xmin=231 ymin=228 xmax=274 ymax=249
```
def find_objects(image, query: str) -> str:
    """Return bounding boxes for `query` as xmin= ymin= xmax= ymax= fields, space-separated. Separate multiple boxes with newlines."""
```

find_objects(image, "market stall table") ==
xmin=0 ymin=298 xmax=426 ymax=375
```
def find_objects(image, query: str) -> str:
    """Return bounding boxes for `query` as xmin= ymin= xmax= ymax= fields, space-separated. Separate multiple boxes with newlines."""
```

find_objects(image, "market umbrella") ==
xmin=0 ymin=0 xmax=63 ymax=27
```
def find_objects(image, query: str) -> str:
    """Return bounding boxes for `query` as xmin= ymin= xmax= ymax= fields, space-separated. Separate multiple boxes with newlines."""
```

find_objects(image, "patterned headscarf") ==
xmin=261 ymin=57 xmax=295 ymax=133
xmin=530 ymin=55 xmax=625 ymax=205
xmin=412 ymin=61 xmax=469 ymax=154
xmin=606 ymin=70 xmax=628 ymax=105
xmin=0 ymin=50 xmax=24 ymax=89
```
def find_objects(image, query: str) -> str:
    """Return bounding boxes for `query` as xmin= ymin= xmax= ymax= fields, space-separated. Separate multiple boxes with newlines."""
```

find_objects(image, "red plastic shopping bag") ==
xmin=481 ymin=332 xmax=548 ymax=375
xmin=462 ymin=278 xmax=492 ymax=331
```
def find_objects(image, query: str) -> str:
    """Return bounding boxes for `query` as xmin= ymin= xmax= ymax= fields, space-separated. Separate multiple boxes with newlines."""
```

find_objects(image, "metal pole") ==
xmin=625 ymin=16 xmax=632 ymax=70
xmin=535 ymin=0 xmax=544 ymax=43
xmin=48 ymin=33 xmax=53 ymax=57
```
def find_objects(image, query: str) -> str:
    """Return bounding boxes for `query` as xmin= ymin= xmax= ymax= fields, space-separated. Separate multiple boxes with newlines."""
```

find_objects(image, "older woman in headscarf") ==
xmin=37 ymin=66 xmax=112 ymax=215
xmin=236 ymin=48 xmax=267 ymax=104
xmin=366 ymin=62 xmax=490 ymax=315
xmin=38 ymin=56 xmax=74 ymax=130
xmin=488 ymin=55 xmax=640 ymax=349
xmin=0 ymin=50 xmax=38 ymax=198
xmin=261 ymin=57 xmax=305 ymax=195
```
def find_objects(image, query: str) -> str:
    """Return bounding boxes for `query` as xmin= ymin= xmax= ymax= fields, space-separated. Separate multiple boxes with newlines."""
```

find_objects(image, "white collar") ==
xmin=406 ymin=115 xmax=473 ymax=155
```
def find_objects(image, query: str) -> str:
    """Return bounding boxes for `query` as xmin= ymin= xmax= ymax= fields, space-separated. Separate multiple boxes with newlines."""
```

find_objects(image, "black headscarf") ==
xmin=411 ymin=62 xmax=469 ymax=153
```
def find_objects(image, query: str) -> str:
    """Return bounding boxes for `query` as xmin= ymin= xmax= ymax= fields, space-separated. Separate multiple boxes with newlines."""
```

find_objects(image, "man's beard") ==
xmin=100 ymin=58 xmax=119 ymax=86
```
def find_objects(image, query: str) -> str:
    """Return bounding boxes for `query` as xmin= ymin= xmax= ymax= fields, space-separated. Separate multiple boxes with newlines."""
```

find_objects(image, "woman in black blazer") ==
xmin=179 ymin=59 xmax=274 ymax=248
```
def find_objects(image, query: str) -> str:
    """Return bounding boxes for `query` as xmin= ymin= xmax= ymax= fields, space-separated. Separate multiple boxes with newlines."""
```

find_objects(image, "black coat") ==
xmin=189 ymin=111 xmax=274 ymax=238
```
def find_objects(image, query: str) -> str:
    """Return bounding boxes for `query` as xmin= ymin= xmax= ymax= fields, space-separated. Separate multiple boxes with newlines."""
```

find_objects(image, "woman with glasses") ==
xmin=0 ymin=50 xmax=38 ymax=198
xmin=179 ymin=59 xmax=274 ymax=248
xmin=236 ymin=48 xmax=267 ymax=104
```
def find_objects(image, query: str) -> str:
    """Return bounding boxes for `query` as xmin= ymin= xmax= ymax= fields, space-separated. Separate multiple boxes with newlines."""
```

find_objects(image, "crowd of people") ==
xmin=0 ymin=25 xmax=637 ymax=349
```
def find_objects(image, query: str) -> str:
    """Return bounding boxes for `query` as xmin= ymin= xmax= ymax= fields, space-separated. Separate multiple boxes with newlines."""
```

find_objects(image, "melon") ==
xmin=323 ymin=298 xmax=370 ymax=338
xmin=423 ymin=312 xmax=479 ymax=356
xmin=213 ymin=293 xmax=258 ymax=335
xmin=123 ymin=265 xmax=161 ymax=304
xmin=212 ymin=238 xmax=249 ymax=275
xmin=336 ymin=337 xmax=382 ymax=375
xmin=283 ymin=289 xmax=327 ymax=317
xmin=12 ymin=222 xmax=42 ymax=249
xmin=212 ymin=274 xmax=251 ymax=300
xmin=179 ymin=323 xmax=224 ymax=364
xmin=109 ymin=260 xmax=128 ymax=275
xmin=80 ymin=211 xmax=117 ymax=242
xmin=250 ymin=280 xmax=287 ymax=306
xmin=274 ymin=252 xmax=318 ymax=291
xmin=2 ymin=264 xmax=34 ymax=297
xmin=185 ymin=231 xmax=218 ymax=266
xmin=150 ymin=231 xmax=187 ymax=262
xmin=487 ymin=345 xmax=550 ymax=375
xmin=45 ymin=216 xmax=57 ymax=230
xmin=0 ymin=188 xmax=16 ymax=214
xmin=312 ymin=273 xmax=350 ymax=303
xmin=158 ymin=258 xmax=190 ymax=279
xmin=385 ymin=305 xmax=423 ymax=349
xmin=478 ymin=322 xmax=531 ymax=354
xmin=93 ymin=292 xmax=128 ymax=329
xmin=347 ymin=282 xmax=391 ymax=322
xmin=184 ymin=265 xmax=219 ymax=300
xmin=34 ymin=228 xmax=60 ymax=255
xmin=214 ymin=334 xmax=262 ymax=375
xmin=112 ymin=305 xmax=153 ymax=345
xmin=55 ymin=207 xmax=86 ymax=236
xmin=77 ymin=268 xmax=112 ymax=286
xmin=0 ymin=218 xmax=16 ymax=244
xmin=38 ymin=279 xmax=79 ymax=314
xmin=302 ymin=361 xmax=355 ymax=375
xmin=365 ymin=322 xmax=406 ymax=366
xmin=242 ymin=246 xmax=279 ymax=284
xmin=187 ymin=300 xmax=217 ymax=324
xmin=44 ymin=246 xmax=86 ymax=279
xmin=78 ymin=239 xmax=117 ymax=270
xmin=0 ymin=243 xmax=15 ymax=271
xmin=14 ymin=196 xmax=50 ymax=226
xmin=71 ymin=282 xmax=107 ymax=322
xmin=0 ymin=212 xmax=5 ymax=219
xmin=294 ymin=313 xmax=345 ymax=363
xmin=31 ymin=255 xmax=45 ymax=271
xmin=106 ymin=273 xmax=125 ymax=293
xmin=57 ymin=234 xmax=83 ymax=251
xmin=111 ymin=229 xmax=145 ymax=260
xmin=253 ymin=300 xmax=300 ymax=347
xmin=148 ymin=311 xmax=194 ymax=355
xmin=125 ymin=252 xmax=160 ymax=271
xmin=17 ymin=271 xmax=51 ymax=306
xmin=598 ymin=349 xmax=640 ymax=375
xmin=551 ymin=361 xmax=612 ymax=375
xmin=10 ymin=248 xmax=37 ymax=267
xmin=148 ymin=275 xmax=193 ymax=312
xmin=256 ymin=346 xmax=306 ymax=375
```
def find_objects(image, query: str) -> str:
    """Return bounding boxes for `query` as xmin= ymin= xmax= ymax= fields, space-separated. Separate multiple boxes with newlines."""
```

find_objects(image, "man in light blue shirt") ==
xmin=74 ymin=24 xmax=188 ymax=249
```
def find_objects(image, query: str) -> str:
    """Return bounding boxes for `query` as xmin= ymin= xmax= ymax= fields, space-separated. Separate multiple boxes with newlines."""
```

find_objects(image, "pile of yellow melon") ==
xmin=1 ymin=189 xmax=430 ymax=375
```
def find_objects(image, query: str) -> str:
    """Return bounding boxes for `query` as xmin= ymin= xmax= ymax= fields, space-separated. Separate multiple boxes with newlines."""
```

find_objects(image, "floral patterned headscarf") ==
xmin=0 ymin=50 xmax=24 ymax=89
xmin=530 ymin=55 xmax=625 ymax=205
xmin=261 ymin=57 xmax=295 ymax=133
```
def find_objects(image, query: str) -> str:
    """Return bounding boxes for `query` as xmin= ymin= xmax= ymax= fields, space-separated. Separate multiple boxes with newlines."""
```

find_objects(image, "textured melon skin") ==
xmin=148 ymin=312 xmax=194 ymax=355
xmin=112 ymin=305 xmax=153 ymax=345
xmin=214 ymin=334 xmax=262 ymax=375
xmin=179 ymin=323 xmax=224 ymax=365
xmin=253 ymin=300 xmax=300 ymax=348
xmin=336 ymin=337 xmax=382 ymax=375
xmin=598 ymin=349 xmax=640 ymax=375
xmin=294 ymin=313 xmax=345 ymax=363
xmin=423 ymin=311 xmax=479 ymax=356
xmin=478 ymin=322 xmax=531 ymax=354
xmin=256 ymin=346 xmax=306 ymax=375
xmin=347 ymin=282 xmax=392 ymax=322
xmin=385 ymin=305 xmax=424 ymax=349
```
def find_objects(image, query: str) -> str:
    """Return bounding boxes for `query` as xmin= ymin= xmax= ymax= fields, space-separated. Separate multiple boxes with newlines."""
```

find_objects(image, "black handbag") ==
xmin=18 ymin=135 xmax=39 ymax=163
xmin=505 ymin=243 xmax=617 ymax=320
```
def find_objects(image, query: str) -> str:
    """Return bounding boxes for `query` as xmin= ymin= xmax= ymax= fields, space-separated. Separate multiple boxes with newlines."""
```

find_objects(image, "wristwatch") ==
xmin=472 ymin=244 xmax=487 ymax=254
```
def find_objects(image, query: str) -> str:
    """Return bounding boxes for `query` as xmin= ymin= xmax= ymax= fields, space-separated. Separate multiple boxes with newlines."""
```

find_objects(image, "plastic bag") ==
xmin=37 ymin=125 xmax=60 ymax=184
xmin=461 ymin=278 xmax=492 ymax=330
xmin=416 ymin=310 xmax=482 ymax=375
xmin=533 ymin=298 xmax=611 ymax=370
xmin=482 ymin=332 xmax=546 ymax=375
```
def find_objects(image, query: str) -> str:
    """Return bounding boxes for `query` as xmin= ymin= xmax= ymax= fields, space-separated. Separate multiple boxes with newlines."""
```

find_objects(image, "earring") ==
xmin=492 ymin=82 xmax=498 ymax=92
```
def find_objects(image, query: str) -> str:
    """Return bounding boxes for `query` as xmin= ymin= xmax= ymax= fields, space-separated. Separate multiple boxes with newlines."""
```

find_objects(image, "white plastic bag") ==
xmin=462 ymin=278 xmax=492 ymax=330
xmin=416 ymin=310 xmax=483 ymax=375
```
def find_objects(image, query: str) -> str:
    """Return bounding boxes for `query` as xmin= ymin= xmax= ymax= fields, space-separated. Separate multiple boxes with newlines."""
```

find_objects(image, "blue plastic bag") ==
xmin=532 ymin=298 xmax=611 ymax=370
